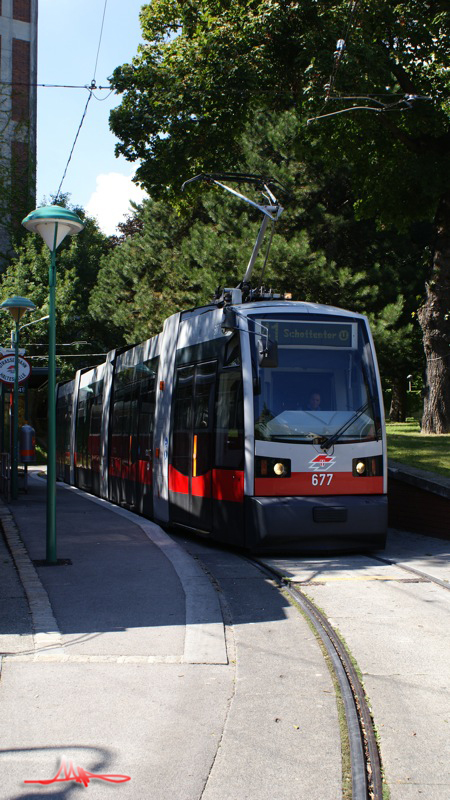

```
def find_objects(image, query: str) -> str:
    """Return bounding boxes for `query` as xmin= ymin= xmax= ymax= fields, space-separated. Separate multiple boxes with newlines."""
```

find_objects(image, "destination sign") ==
xmin=266 ymin=321 xmax=357 ymax=349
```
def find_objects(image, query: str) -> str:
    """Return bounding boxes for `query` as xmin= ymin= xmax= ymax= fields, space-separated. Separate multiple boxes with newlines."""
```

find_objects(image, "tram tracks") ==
xmin=249 ymin=558 xmax=384 ymax=800
xmin=370 ymin=554 xmax=450 ymax=591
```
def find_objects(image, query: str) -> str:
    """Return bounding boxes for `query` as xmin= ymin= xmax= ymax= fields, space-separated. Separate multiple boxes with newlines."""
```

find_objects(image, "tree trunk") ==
xmin=417 ymin=193 xmax=450 ymax=434
xmin=389 ymin=377 xmax=407 ymax=422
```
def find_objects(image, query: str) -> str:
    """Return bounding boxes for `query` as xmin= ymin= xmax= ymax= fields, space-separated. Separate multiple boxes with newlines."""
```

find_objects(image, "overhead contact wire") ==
xmin=54 ymin=90 xmax=93 ymax=202
xmin=54 ymin=0 xmax=109 ymax=201
xmin=92 ymin=0 xmax=109 ymax=84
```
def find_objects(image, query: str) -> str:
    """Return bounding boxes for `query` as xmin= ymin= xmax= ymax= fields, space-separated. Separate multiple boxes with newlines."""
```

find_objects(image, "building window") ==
xmin=12 ymin=38 xmax=30 ymax=122
xmin=13 ymin=1 xmax=31 ymax=23
xmin=11 ymin=139 xmax=32 ymax=226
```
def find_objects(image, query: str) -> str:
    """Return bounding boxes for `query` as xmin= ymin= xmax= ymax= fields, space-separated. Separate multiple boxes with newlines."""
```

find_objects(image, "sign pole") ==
xmin=11 ymin=321 xmax=19 ymax=500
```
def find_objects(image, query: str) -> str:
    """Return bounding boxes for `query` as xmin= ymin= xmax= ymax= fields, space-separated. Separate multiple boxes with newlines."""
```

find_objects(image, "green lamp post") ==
xmin=0 ymin=295 xmax=36 ymax=500
xmin=22 ymin=206 xmax=84 ymax=564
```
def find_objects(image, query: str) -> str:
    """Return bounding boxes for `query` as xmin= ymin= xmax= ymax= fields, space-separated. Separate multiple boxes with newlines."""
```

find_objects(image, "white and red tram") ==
xmin=56 ymin=176 xmax=387 ymax=552
xmin=56 ymin=298 xmax=387 ymax=552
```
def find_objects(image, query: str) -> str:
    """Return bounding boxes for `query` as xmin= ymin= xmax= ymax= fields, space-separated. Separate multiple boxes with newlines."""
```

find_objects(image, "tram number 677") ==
xmin=312 ymin=473 xmax=334 ymax=486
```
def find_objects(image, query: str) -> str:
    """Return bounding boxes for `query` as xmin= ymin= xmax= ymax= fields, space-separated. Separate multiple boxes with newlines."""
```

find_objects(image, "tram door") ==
xmin=170 ymin=361 xmax=217 ymax=531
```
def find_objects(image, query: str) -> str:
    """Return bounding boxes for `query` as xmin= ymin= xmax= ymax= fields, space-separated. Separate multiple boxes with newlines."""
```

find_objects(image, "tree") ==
xmin=109 ymin=0 xmax=450 ymax=431
xmin=95 ymin=109 xmax=425 ymax=424
xmin=0 ymin=204 xmax=119 ymax=380
xmin=90 ymin=197 xmax=215 ymax=342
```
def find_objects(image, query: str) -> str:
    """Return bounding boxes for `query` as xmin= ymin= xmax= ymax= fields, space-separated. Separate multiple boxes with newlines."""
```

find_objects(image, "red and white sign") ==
xmin=308 ymin=453 xmax=336 ymax=471
xmin=0 ymin=354 xmax=31 ymax=385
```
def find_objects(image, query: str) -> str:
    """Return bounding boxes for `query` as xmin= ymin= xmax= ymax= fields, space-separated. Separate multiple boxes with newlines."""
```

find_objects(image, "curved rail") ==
xmin=251 ymin=559 xmax=384 ymax=800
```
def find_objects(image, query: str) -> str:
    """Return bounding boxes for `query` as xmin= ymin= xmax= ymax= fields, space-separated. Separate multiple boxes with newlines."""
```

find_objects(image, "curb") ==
xmin=388 ymin=460 xmax=450 ymax=500
xmin=0 ymin=503 xmax=64 ymax=659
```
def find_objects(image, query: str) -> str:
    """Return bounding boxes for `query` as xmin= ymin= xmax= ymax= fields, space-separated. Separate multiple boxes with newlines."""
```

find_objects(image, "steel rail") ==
xmin=370 ymin=554 xmax=450 ymax=591
xmin=250 ymin=558 xmax=384 ymax=800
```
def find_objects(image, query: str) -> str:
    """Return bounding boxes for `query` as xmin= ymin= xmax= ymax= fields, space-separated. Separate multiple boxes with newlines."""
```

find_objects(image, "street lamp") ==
xmin=22 ymin=205 xmax=84 ymax=564
xmin=0 ymin=295 xmax=36 ymax=500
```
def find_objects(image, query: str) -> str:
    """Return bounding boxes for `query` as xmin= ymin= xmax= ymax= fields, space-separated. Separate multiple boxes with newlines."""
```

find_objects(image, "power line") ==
xmin=309 ymin=0 xmax=361 ymax=123
xmin=324 ymin=0 xmax=361 ymax=101
xmin=29 ymin=353 xmax=108 ymax=359
xmin=53 ymin=0 xmax=110 ymax=201
xmin=93 ymin=0 xmax=109 ymax=83
xmin=0 ymin=80 xmax=111 ymax=90
xmin=54 ymin=89 xmax=93 ymax=203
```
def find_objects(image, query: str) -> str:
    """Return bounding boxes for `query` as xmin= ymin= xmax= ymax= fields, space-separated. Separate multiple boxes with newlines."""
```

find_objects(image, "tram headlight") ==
xmin=352 ymin=456 xmax=383 ymax=477
xmin=255 ymin=456 xmax=291 ymax=478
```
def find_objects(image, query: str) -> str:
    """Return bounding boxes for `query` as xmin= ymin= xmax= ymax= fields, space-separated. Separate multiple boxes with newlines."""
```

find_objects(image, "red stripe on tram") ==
xmin=254 ymin=473 xmax=384 ymax=497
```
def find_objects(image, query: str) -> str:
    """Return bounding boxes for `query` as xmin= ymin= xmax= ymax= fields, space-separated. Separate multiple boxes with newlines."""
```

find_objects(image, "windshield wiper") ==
xmin=320 ymin=402 xmax=370 ymax=451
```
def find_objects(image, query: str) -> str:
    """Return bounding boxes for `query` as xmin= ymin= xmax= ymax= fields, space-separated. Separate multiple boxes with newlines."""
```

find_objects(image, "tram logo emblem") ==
xmin=309 ymin=454 xmax=335 ymax=471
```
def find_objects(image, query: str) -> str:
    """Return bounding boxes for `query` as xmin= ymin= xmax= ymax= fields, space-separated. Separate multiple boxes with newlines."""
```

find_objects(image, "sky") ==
xmin=37 ymin=0 xmax=148 ymax=234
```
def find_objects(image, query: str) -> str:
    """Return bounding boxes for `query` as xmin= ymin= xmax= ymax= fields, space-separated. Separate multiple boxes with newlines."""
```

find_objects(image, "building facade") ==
xmin=0 ymin=0 xmax=38 ymax=266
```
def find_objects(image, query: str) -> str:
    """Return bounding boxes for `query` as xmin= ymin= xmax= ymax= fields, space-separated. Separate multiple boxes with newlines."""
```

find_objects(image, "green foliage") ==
xmin=90 ymin=197 xmax=216 ymax=342
xmin=0 ymin=206 xmax=120 ymax=380
xmin=110 ymin=1 xmax=450 ymax=230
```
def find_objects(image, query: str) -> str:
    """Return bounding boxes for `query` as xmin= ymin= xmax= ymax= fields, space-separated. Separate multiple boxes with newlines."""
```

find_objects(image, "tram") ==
xmin=56 ymin=175 xmax=387 ymax=552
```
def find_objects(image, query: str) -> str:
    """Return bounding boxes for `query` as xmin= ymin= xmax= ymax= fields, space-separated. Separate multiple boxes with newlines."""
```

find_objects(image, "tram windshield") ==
xmin=252 ymin=316 xmax=382 ymax=444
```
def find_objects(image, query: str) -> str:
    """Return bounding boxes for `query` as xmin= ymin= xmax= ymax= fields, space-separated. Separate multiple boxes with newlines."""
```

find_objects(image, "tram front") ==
xmin=244 ymin=304 xmax=388 ymax=552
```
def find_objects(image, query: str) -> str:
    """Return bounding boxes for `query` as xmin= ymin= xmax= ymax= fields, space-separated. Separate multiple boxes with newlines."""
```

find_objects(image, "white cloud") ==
xmin=85 ymin=172 xmax=147 ymax=235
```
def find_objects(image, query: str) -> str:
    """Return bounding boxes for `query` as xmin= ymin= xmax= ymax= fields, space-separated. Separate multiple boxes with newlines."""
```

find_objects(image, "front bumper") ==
xmin=245 ymin=494 xmax=388 ymax=553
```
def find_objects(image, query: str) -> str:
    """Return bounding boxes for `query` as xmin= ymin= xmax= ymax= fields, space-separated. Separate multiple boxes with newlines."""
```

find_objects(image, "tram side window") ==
xmin=215 ymin=369 xmax=244 ymax=469
xmin=194 ymin=362 xmax=216 ymax=430
xmin=110 ymin=394 xmax=123 ymax=475
xmin=56 ymin=393 xmax=72 ymax=468
xmin=138 ymin=359 xmax=158 ymax=462
xmin=193 ymin=362 xmax=216 ymax=477
xmin=110 ymin=367 xmax=136 ymax=470
xmin=224 ymin=333 xmax=241 ymax=368
xmin=56 ymin=394 xmax=72 ymax=477
xmin=129 ymin=379 xmax=140 ymax=467
xmin=90 ymin=384 xmax=104 ymax=472
xmin=77 ymin=380 xmax=103 ymax=469
xmin=172 ymin=365 xmax=194 ymax=475
xmin=76 ymin=394 xmax=88 ymax=468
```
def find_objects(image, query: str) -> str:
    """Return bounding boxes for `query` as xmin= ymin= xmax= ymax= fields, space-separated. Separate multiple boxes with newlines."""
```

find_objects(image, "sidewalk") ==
xmin=0 ymin=472 xmax=343 ymax=800
xmin=0 ymin=472 xmax=230 ymax=799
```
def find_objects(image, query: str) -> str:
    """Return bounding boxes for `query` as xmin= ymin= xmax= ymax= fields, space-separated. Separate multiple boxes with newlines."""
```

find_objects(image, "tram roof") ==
xmin=180 ymin=300 xmax=366 ymax=321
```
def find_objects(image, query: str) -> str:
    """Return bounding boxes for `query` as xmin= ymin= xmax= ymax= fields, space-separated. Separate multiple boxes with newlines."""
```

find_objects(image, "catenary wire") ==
xmin=93 ymin=0 xmax=109 ymax=84
xmin=53 ymin=0 xmax=110 ymax=201
xmin=54 ymin=90 xmax=93 ymax=203
xmin=28 ymin=353 xmax=108 ymax=359
xmin=0 ymin=80 xmax=111 ymax=90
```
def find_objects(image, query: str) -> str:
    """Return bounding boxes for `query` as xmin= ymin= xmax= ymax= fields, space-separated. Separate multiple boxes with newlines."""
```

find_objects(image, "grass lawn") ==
xmin=386 ymin=421 xmax=450 ymax=479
